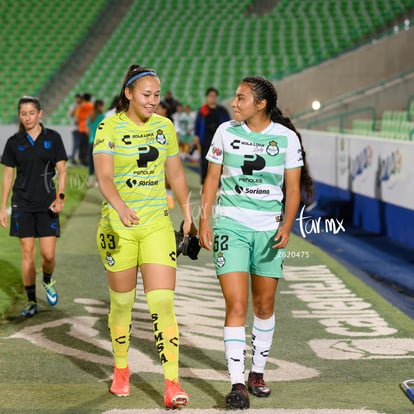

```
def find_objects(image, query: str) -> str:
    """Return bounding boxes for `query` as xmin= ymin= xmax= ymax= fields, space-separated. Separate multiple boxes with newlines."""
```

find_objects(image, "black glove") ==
xmin=175 ymin=221 xmax=201 ymax=260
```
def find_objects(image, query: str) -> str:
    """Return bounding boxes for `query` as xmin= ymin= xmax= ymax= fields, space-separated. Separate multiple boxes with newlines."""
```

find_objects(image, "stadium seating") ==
xmin=336 ymin=108 xmax=414 ymax=140
xmin=347 ymin=119 xmax=376 ymax=136
xmin=1 ymin=0 xmax=413 ymax=124
xmin=379 ymin=110 xmax=414 ymax=139
xmin=409 ymin=100 xmax=414 ymax=120
xmin=47 ymin=0 xmax=414 ymax=123
xmin=0 ymin=0 xmax=106 ymax=123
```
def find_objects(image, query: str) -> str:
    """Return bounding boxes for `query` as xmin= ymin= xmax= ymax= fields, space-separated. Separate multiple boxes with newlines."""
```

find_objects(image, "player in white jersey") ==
xmin=199 ymin=76 xmax=313 ymax=409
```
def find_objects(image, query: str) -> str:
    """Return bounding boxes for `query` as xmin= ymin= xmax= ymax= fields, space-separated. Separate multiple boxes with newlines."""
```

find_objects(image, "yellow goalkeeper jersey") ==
xmin=93 ymin=111 xmax=178 ymax=228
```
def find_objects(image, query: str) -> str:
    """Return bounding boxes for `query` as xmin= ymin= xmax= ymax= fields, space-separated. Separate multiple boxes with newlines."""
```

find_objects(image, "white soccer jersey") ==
xmin=206 ymin=120 xmax=303 ymax=231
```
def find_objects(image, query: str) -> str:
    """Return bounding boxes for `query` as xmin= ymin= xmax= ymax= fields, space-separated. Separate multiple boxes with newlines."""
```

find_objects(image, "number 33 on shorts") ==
xmin=99 ymin=232 xmax=117 ymax=250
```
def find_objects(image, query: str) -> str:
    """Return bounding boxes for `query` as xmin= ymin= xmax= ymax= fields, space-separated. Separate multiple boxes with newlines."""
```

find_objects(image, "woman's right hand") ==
xmin=0 ymin=208 xmax=9 ymax=228
xmin=198 ymin=218 xmax=213 ymax=251
xmin=117 ymin=205 xmax=139 ymax=227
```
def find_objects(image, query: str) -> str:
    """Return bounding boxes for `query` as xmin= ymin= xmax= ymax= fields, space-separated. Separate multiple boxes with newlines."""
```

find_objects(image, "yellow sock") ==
xmin=108 ymin=287 xmax=135 ymax=369
xmin=146 ymin=289 xmax=179 ymax=381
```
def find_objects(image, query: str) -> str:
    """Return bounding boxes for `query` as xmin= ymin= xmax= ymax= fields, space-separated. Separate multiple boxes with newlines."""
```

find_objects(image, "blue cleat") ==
xmin=22 ymin=302 xmax=37 ymax=317
xmin=42 ymin=279 xmax=58 ymax=305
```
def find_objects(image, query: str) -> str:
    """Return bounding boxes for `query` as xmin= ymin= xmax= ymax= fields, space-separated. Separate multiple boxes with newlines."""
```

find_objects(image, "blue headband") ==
xmin=125 ymin=71 xmax=157 ymax=87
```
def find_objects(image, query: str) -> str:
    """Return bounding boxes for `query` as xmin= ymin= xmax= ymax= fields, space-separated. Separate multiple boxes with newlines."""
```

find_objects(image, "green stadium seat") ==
xmin=0 ymin=0 xmax=107 ymax=123
xmin=3 ymin=0 xmax=408 ymax=125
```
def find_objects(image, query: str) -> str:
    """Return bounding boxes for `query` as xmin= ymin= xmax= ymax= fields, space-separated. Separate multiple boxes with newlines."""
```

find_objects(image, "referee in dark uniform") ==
xmin=0 ymin=96 xmax=67 ymax=317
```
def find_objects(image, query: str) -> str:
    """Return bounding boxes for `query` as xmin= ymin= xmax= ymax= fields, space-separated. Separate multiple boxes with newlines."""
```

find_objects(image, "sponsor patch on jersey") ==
xmin=211 ymin=146 xmax=222 ymax=158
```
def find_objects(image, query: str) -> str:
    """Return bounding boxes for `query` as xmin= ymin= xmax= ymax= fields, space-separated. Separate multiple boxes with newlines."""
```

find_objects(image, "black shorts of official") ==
xmin=10 ymin=210 xmax=61 ymax=238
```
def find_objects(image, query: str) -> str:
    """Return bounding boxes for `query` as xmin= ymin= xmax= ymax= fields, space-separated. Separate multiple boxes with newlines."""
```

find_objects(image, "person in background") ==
xmin=184 ymin=105 xmax=199 ymax=163
xmin=105 ymin=95 xmax=119 ymax=118
xmin=184 ymin=104 xmax=196 ymax=135
xmin=194 ymin=87 xmax=230 ymax=184
xmin=76 ymin=92 xmax=94 ymax=166
xmin=68 ymin=93 xmax=82 ymax=164
xmin=93 ymin=64 xmax=195 ymax=408
xmin=198 ymin=76 xmax=313 ymax=409
xmin=0 ymin=96 xmax=67 ymax=317
xmin=173 ymin=103 xmax=194 ymax=160
xmin=86 ymin=99 xmax=105 ymax=187
xmin=155 ymin=101 xmax=169 ymax=116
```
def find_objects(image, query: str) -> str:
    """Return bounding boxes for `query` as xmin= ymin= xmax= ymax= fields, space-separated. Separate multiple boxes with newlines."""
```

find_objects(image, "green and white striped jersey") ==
xmin=206 ymin=120 xmax=303 ymax=231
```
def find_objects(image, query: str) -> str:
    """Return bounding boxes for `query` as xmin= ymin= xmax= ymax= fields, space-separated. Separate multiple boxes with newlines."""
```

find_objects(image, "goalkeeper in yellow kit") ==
xmin=93 ymin=64 xmax=195 ymax=408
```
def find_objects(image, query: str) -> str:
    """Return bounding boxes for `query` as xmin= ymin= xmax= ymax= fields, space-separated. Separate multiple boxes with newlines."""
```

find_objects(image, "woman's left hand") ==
xmin=272 ymin=225 xmax=290 ymax=249
xmin=49 ymin=198 xmax=64 ymax=214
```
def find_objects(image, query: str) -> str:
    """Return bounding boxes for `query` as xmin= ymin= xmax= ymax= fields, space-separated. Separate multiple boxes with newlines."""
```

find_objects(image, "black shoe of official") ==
xmin=225 ymin=383 xmax=250 ymax=409
xmin=247 ymin=371 xmax=271 ymax=397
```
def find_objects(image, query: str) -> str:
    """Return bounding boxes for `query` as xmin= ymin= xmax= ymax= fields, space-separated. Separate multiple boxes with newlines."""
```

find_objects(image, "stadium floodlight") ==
xmin=312 ymin=100 xmax=321 ymax=111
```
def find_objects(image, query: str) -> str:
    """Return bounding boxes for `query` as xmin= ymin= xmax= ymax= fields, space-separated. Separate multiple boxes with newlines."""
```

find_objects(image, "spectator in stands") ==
xmin=194 ymin=87 xmax=230 ymax=184
xmin=68 ymin=93 xmax=82 ymax=164
xmin=93 ymin=64 xmax=195 ymax=408
xmin=76 ymin=93 xmax=94 ymax=166
xmin=0 ymin=96 xmax=67 ymax=317
xmin=198 ymin=76 xmax=313 ymax=409
xmin=86 ymin=99 xmax=105 ymax=187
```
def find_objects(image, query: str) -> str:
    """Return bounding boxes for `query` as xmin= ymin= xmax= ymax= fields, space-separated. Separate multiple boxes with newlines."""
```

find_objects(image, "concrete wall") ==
xmin=299 ymin=74 xmax=414 ymax=131
xmin=222 ymin=27 xmax=414 ymax=124
xmin=276 ymin=27 xmax=414 ymax=117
